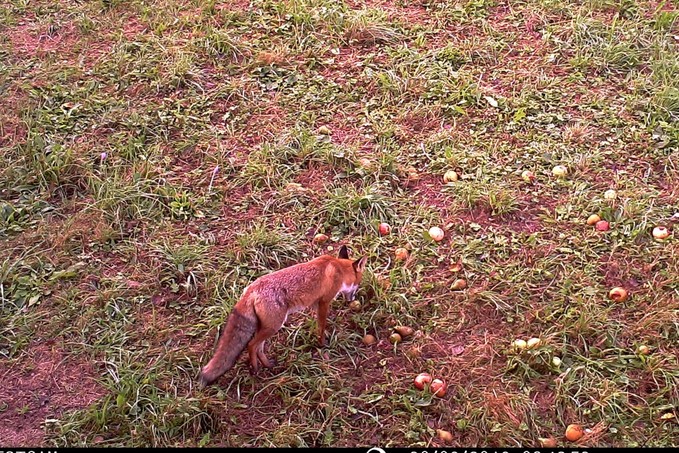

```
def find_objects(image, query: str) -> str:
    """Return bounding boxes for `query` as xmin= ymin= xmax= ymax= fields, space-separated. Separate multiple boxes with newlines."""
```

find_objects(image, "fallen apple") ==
xmin=527 ymin=337 xmax=541 ymax=349
xmin=451 ymin=278 xmax=467 ymax=290
xmin=313 ymin=233 xmax=329 ymax=244
xmin=608 ymin=287 xmax=628 ymax=302
xmin=379 ymin=222 xmax=391 ymax=236
xmin=443 ymin=170 xmax=459 ymax=183
xmin=586 ymin=214 xmax=601 ymax=226
xmin=428 ymin=226 xmax=445 ymax=242
xmin=431 ymin=379 xmax=447 ymax=397
xmin=513 ymin=339 xmax=527 ymax=350
xmin=349 ymin=300 xmax=361 ymax=311
xmin=637 ymin=345 xmax=650 ymax=355
xmin=539 ymin=437 xmax=557 ymax=448
xmin=652 ymin=226 xmax=670 ymax=240
xmin=389 ymin=333 xmax=402 ymax=344
xmin=362 ymin=334 xmax=377 ymax=345
xmin=565 ymin=424 xmax=584 ymax=442
xmin=552 ymin=165 xmax=568 ymax=177
xmin=414 ymin=372 xmax=433 ymax=390
xmin=437 ymin=429 xmax=453 ymax=443
xmin=521 ymin=170 xmax=536 ymax=183
xmin=395 ymin=247 xmax=409 ymax=261
xmin=394 ymin=326 xmax=414 ymax=337
xmin=595 ymin=220 xmax=610 ymax=231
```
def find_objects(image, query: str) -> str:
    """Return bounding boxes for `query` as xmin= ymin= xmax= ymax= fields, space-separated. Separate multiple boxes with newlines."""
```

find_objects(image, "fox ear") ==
xmin=353 ymin=256 xmax=367 ymax=273
xmin=338 ymin=245 xmax=349 ymax=259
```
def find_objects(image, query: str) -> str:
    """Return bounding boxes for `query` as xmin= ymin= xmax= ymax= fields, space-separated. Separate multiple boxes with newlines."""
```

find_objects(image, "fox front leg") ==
xmin=317 ymin=298 xmax=331 ymax=346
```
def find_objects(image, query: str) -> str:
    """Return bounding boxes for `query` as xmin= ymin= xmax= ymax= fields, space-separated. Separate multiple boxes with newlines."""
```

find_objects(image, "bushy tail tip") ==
xmin=198 ymin=306 xmax=258 ymax=388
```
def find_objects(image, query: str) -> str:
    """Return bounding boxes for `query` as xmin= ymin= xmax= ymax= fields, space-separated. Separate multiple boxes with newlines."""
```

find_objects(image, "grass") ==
xmin=0 ymin=0 xmax=678 ymax=448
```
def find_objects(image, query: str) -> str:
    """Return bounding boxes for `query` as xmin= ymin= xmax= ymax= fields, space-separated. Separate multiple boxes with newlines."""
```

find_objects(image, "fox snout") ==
xmin=341 ymin=283 xmax=360 ymax=302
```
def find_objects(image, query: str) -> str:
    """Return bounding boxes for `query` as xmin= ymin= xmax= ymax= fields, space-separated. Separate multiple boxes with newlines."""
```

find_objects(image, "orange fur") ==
xmin=199 ymin=245 xmax=367 ymax=387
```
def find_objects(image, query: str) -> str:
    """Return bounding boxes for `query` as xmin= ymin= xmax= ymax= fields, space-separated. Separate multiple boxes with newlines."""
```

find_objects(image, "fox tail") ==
xmin=198 ymin=306 xmax=257 ymax=387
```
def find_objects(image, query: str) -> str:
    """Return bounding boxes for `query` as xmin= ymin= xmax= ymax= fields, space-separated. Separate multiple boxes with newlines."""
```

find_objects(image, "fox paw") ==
xmin=249 ymin=359 xmax=276 ymax=374
xmin=265 ymin=358 xmax=277 ymax=368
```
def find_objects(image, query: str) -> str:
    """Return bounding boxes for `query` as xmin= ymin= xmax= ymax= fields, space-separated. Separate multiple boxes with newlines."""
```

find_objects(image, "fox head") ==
xmin=337 ymin=245 xmax=368 ymax=302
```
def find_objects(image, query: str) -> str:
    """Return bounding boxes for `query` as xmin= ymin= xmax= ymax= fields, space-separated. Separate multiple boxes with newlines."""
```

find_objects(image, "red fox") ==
xmin=198 ymin=245 xmax=368 ymax=387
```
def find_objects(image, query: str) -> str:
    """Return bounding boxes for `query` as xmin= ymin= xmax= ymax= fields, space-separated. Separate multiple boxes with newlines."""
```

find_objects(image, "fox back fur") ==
xmin=198 ymin=245 xmax=367 ymax=387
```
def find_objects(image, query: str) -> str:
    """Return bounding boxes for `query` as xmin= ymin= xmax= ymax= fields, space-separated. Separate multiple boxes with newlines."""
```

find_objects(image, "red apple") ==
xmin=414 ymin=372 xmax=432 ymax=390
xmin=608 ymin=287 xmax=628 ymax=302
xmin=431 ymin=379 xmax=447 ymax=397
xmin=379 ymin=222 xmax=391 ymax=236
xmin=595 ymin=220 xmax=610 ymax=231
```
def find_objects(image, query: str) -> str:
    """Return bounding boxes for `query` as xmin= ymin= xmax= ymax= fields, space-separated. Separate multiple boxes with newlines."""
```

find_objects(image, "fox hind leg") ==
xmin=248 ymin=299 xmax=286 ymax=372
xmin=257 ymin=341 xmax=276 ymax=369
xmin=247 ymin=327 xmax=278 ymax=372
